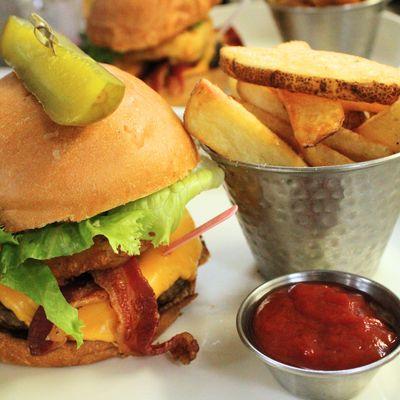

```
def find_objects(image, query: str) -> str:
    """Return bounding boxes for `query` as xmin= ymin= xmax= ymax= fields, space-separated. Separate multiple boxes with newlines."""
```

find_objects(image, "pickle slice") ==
xmin=0 ymin=15 xmax=125 ymax=126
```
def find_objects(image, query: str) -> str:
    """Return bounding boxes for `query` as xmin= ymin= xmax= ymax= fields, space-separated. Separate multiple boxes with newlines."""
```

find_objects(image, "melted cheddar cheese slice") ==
xmin=0 ymin=210 xmax=202 ymax=343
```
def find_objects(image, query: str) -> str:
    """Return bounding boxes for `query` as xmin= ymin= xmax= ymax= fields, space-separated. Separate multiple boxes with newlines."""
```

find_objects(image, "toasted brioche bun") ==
xmin=220 ymin=43 xmax=400 ymax=105
xmin=87 ymin=0 xmax=220 ymax=53
xmin=0 ymin=281 xmax=196 ymax=367
xmin=155 ymin=67 xmax=229 ymax=107
xmin=0 ymin=64 xmax=198 ymax=233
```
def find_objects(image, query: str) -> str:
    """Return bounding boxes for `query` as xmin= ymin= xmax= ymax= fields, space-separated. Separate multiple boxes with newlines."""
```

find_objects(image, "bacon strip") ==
xmin=28 ymin=280 xmax=102 ymax=356
xmin=166 ymin=64 xmax=192 ymax=96
xmin=28 ymin=306 xmax=64 ymax=356
xmin=93 ymin=257 xmax=199 ymax=364
xmin=223 ymin=26 xmax=244 ymax=46
xmin=146 ymin=62 xmax=169 ymax=93
xmin=28 ymin=258 xmax=198 ymax=363
xmin=146 ymin=62 xmax=193 ymax=96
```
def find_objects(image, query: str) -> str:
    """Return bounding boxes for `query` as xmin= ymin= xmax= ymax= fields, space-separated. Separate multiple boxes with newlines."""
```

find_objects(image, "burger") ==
xmin=0 ymin=64 xmax=224 ymax=367
xmin=82 ymin=0 xmax=243 ymax=106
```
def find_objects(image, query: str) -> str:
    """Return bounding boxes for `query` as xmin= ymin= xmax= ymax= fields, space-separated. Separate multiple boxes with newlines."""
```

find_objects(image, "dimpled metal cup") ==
xmin=203 ymin=146 xmax=400 ymax=279
xmin=267 ymin=0 xmax=387 ymax=58
xmin=237 ymin=270 xmax=400 ymax=400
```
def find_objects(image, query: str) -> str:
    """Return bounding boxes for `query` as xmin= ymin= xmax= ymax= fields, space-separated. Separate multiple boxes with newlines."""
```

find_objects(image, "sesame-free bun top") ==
xmin=0 ymin=64 xmax=198 ymax=233
xmin=87 ymin=0 xmax=220 ymax=53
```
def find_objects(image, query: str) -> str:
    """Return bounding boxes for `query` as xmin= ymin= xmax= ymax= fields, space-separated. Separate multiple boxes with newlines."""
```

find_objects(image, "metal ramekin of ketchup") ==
xmin=237 ymin=270 xmax=400 ymax=400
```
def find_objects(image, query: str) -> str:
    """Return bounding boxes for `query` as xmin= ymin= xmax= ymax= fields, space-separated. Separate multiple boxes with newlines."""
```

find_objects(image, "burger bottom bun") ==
xmin=0 ymin=281 xmax=196 ymax=367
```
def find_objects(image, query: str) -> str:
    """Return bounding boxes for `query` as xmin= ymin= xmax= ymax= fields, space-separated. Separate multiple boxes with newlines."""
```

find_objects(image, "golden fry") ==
xmin=237 ymin=81 xmax=289 ymax=121
xmin=278 ymin=90 xmax=345 ymax=147
xmin=221 ymin=45 xmax=400 ymax=105
xmin=184 ymin=79 xmax=306 ymax=167
xmin=323 ymin=128 xmax=393 ymax=162
xmin=356 ymin=101 xmax=400 ymax=153
xmin=341 ymin=99 xmax=389 ymax=114
xmin=235 ymin=97 xmax=300 ymax=152
xmin=302 ymin=144 xmax=354 ymax=166
xmin=227 ymin=77 xmax=239 ymax=97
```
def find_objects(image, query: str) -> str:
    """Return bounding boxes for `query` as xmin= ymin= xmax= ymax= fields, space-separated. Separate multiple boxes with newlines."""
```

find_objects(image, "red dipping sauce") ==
xmin=252 ymin=283 xmax=398 ymax=371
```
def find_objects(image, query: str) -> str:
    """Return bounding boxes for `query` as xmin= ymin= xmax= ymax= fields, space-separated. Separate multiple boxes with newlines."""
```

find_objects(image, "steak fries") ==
xmin=220 ymin=44 xmax=400 ymax=105
xmin=185 ymin=42 xmax=399 ymax=168
xmin=184 ymin=79 xmax=306 ymax=167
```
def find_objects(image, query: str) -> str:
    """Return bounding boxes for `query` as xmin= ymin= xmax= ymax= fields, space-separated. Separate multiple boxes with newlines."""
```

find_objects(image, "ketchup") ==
xmin=252 ymin=283 xmax=398 ymax=371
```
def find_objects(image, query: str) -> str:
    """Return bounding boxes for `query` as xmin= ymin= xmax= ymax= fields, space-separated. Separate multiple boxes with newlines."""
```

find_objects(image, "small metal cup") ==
xmin=266 ymin=0 xmax=387 ymax=57
xmin=203 ymin=146 xmax=400 ymax=279
xmin=237 ymin=270 xmax=400 ymax=400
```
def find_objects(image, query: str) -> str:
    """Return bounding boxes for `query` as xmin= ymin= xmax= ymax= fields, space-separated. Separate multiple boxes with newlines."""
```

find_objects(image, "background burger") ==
xmin=0 ymin=64 xmax=224 ymax=367
xmin=82 ymin=0 xmax=243 ymax=106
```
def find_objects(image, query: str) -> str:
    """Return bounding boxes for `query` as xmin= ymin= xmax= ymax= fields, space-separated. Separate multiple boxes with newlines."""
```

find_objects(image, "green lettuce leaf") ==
xmin=0 ymin=260 xmax=84 ymax=346
xmin=0 ymin=227 xmax=18 ymax=245
xmin=0 ymin=160 xmax=224 ymax=344
xmin=0 ymin=160 xmax=224 ymax=271
xmin=80 ymin=33 xmax=123 ymax=64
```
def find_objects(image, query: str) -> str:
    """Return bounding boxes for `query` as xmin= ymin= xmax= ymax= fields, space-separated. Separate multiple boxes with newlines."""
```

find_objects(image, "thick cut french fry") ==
xmin=228 ymin=77 xmax=239 ymax=97
xmin=275 ymin=41 xmax=311 ymax=51
xmin=237 ymin=81 xmax=289 ymax=121
xmin=323 ymin=128 xmax=393 ymax=161
xmin=302 ymin=144 xmax=354 ymax=166
xmin=184 ymin=79 xmax=306 ymax=167
xmin=341 ymin=99 xmax=389 ymax=114
xmin=356 ymin=101 xmax=400 ymax=153
xmin=221 ymin=45 xmax=400 ymax=105
xmin=235 ymin=97 xmax=300 ymax=152
xmin=278 ymin=90 xmax=345 ymax=147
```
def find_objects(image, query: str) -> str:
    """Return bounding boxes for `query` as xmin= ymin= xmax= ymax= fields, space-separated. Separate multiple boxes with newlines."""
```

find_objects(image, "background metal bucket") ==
xmin=267 ymin=0 xmax=387 ymax=57
xmin=204 ymin=147 xmax=400 ymax=279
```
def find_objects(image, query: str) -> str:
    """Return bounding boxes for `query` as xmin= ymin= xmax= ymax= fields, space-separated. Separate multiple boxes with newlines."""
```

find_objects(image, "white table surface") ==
xmin=0 ymin=2 xmax=399 ymax=400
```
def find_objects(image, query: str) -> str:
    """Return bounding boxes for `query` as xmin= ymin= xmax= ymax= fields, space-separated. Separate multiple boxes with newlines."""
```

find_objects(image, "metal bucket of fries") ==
xmin=267 ymin=0 xmax=386 ymax=57
xmin=204 ymin=147 xmax=400 ymax=279
xmin=185 ymin=43 xmax=400 ymax=280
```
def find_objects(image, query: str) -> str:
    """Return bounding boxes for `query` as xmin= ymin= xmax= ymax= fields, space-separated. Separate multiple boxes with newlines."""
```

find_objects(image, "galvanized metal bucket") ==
xmin=266 ymin=0 xmax=387 ymax=57
xmin=203 ymin=147 xmax=400 ymax=279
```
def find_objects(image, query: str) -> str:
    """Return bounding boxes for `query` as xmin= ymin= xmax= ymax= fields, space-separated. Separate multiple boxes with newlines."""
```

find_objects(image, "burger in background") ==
xmin=82 ymin=0 xmax=242 ymax=106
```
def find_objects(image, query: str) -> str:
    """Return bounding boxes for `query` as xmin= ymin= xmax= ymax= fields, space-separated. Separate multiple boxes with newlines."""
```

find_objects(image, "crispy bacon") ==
xmin=150 ymin=332 xmax=199 ymax=364
xmin=28 ymin=306 xmax=64 ymax=356
xmin=93 ymin=258 xmax=158 ymax=353
xmin=146 ymin=62 xmax=193 ymax=95
xmin=223 ymin=26 xmax=244 ymax=47
xmin=28 ymin=258 xmax=199 ymax=362
xmin=210 ymin=26 xmax=244 ymax=68
xmin=145 ymin=26 xmax=243 ymax=97
xmin=62 ymin=277 xmax=108 ymax=308
xmin=146 ymin=62 xmax=170 ymax=93
xmin=93 ymin=257 xmax=199 ymax=364
xmin=27 ymin=279 xmax=102 ymax=356
xmin=166 ymin=64 xmax=193 ymax=95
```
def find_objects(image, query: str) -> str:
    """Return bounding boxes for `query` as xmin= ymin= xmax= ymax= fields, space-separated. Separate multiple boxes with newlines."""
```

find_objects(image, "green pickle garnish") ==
xmin=0 ymin=14 xmax=125 ymax=126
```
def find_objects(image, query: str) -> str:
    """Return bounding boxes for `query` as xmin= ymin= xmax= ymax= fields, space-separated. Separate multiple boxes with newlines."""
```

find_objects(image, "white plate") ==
xmin=1 ymin=2 xmax=400 ymax=400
